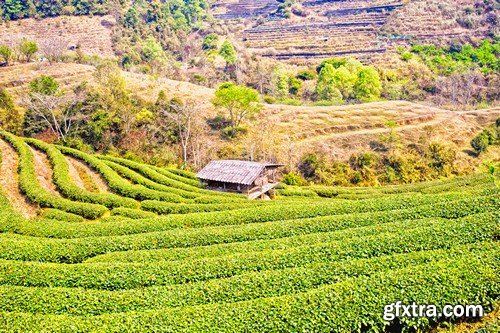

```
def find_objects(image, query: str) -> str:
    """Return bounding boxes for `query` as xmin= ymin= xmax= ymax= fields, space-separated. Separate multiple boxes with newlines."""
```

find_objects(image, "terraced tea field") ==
xmin=0 ymin=130 xmax=498 ymax=331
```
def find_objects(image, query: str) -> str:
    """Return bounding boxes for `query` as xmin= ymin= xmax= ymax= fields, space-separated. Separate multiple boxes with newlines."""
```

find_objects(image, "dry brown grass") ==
xmin=0 ymin=139 xmax=38 ymax=217
xmin=0 ymin=63 xmax=215 ymax=111
xmin=261 ymin=100 xmax=500 ymax=159
xmin=0 ymin=15 xmax=115 ymax=57
xmin=67 ymin=156 xmax=109 ymax=193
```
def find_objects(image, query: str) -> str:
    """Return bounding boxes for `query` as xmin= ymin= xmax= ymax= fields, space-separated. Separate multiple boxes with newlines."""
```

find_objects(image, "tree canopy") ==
xmin=212 ymin=82 xmax=262 ymax=136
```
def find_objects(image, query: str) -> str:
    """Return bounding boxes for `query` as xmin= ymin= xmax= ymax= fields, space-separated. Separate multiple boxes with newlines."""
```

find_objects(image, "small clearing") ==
xmin=0 ymin=139 xmax=37 ymax=217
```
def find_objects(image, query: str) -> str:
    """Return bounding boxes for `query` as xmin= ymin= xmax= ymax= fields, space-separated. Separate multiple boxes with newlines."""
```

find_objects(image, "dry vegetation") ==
xmin=214 ymin=0 xmax=493 ymax=64
xmin=1 ymin=62 xmax=498 ymax=162
xmin=262 ymin=100 xmax=500 ymax=159
xmin=0 ymin=15 xmax=116 ymax=58
xmin=0 ymin=63 xmax=215 ymax=110
xmin=30 ymin=146 xmax=60 ymax=196
xmin=67 ymin=156 xmax=109 ymax=193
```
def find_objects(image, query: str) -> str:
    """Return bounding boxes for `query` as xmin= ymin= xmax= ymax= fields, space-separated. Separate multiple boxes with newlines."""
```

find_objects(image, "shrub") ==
xmin=0 ymin=45 xmax=13 ymax=65
xmin=18 ymin=39 xmax=38 ymax=62
xmin=27 ymin=139 xmax=139 ymax=209
xmin=282 ymin=172 xmax=304 ymax=186
xmin=471 ymin=132 xmax=490 ymax=154
xmin=40 ymin=209 xmax=84 ymax=223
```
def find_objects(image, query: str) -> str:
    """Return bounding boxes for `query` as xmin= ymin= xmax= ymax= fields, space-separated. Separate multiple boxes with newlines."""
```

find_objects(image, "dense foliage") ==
xmin=0 ymin=0 xmax=108 ymax=20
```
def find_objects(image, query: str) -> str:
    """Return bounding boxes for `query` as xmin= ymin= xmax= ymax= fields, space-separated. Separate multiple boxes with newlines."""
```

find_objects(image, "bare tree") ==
xmin=21 ymin=91 xmax=86 ymax=142
xmin=40 ymin=38 xmax=69 ymax=64
xmin=161 ymin=98 xmax=197 ymax=166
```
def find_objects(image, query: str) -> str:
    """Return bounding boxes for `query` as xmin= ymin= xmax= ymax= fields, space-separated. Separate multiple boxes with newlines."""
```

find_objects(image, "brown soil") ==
xmin=0 ymin=139 xmax=38 ymax=218
xmin=65 ymin=156 xmax=87 ymax=190
xmin=66 ymin=156 xmax=109 ymax=193
xmin=30 ymin=147 xmax=60 ymax=196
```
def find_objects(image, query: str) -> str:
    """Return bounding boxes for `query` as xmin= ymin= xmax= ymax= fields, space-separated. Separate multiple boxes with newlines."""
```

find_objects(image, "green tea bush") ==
xmin=0 ymin=244 xmax=495 ymax=315
xmin=27 ymin=139 xmax=138 ymax=209
xmin=40 ymin=209 xmax=85 ymax=223
xmin=111 ymin=208 xmax=158 ymax=219
xmin=0 ymin=132 xmax=108 ymax=219
xmin=58 ymin=146 xmax=184 ymax=203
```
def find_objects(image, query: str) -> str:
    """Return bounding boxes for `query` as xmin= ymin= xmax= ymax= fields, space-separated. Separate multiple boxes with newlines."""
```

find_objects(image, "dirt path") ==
xmin=66 ymin=156 xmax=109 ymax=193
xmin=30 ymin=147 xmax=60 ymax=196
xmin=0 ymin=139 xmax=38 ymax=218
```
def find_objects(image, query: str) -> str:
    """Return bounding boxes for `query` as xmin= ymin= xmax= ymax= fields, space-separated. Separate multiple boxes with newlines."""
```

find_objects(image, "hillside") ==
xmin=0 ymin=15 xmax=116 ymax=58
xmin=0 ymin=131 xmax=498 ymax=331
xmin=1 ymin=0 xmax=495 ymax=65
xmin=264 ymin=101 xmax=500 ymax=158
xmin=215 ymin=0 xmax=496 ymax=64
xmin=1 ymin=62 xmax=498 ymax=162
xmin=0 ymin=62 xmax=214 ymax=111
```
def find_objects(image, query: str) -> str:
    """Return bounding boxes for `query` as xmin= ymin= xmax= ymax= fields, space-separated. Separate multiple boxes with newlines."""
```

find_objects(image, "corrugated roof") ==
xmin=197 ymin=160 xmax=268 ymax=185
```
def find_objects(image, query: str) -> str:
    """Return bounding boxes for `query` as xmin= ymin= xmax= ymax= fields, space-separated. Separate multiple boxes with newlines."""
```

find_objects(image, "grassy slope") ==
xmin=1 ymin=62 xmax=498 ymax=161
xmin=0 ymin=15 xmax=116 ymax=57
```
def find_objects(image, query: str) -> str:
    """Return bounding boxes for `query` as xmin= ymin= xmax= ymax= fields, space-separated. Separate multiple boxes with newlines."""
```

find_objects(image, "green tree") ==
xmin=471 ymin=132 xmax=490 ymax=155
xmin=212 ymin=82 xmax=262 ymax=136
xmin=332 ymin=66 xmax=356 ymax=99
xmin=219 ymin=40 xmax=237 ymax=66
xmin=141 ymin=37 xmax=165 ymax=62
xmin=426 ymin=142 xmax=456 ymax=176
xmin=288 ymin=77 xmax=302 ymax=96
xmin=2 ymin=0 xmax=26 ymax=20
xmin=202 ymin=33 xmax=218 ymax=51
xmin=123 ymin=7 xmax=139 ymax=29
xmin=354 ymin=66 xmax=381 ymax=102
xmin=0 ymin=89 xmax=15 ymax=110
xmin=315 ymin=63 xmax=342 ymax=102
xmin=0 ymin=45 xmax=13 ymax=65
xmin=272 ymin=65 xmax=289 ymax=99
xmin=29 ymin=75 xmax=59 ymax=95
xmin=19 ymin=39 xmax=38 ymax=63
xmin=0 ymin=88 xmax=23 ymax=133
xmin=316 ymin=57 xmax=347 ymax=74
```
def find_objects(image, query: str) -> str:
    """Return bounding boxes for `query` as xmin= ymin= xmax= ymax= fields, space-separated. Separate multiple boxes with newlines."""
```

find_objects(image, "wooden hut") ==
xmin=196 ymin=160 xmax=283 ymax=199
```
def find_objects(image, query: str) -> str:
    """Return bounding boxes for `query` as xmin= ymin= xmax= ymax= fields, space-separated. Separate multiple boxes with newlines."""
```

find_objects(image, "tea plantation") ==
xmin=0 ymin=131 xmax=498 ymax=332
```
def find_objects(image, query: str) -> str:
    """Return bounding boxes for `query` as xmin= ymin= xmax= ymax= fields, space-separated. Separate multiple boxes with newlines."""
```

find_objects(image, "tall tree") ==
xmin=219 ymin=40 xmax=237 ymax=67
xmin=212 ymin=82 xmax=262 ymax=136
xmin=354 ymin=66 xmax=382 ymax=102
xmin=19 ymin=39 xmax=38 ymax=63
xmin=315 ymin=64 xmax=342 ymax=101
xmin=163 ymin=98 xmax=196 ymax=165
xmin=22 ymin=75 xmax=83 ymax=141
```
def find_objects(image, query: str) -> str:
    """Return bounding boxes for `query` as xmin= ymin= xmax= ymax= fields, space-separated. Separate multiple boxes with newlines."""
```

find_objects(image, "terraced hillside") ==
xmin=215 ymin=0 xmax=494 ymax=63
xmin=265 ymin=101 xmax=500 ymax=158
xmin=0 ymin=15 xmax=116 ymax=58
xmin=0 ymin=131 xmax=498 ymax=331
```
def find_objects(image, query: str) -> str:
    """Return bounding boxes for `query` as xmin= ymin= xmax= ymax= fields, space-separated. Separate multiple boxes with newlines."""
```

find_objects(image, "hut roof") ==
xmin=197 ymin=160 xmax=281 ymax=185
